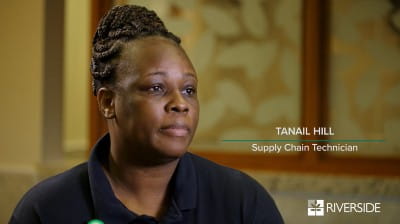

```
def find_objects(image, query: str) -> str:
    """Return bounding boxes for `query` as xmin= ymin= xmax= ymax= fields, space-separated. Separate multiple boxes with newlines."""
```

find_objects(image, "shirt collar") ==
xmin=170 ymin=150 xmax=197 ymax=211
xmin=87 ymin=133 xmax=197 ymax=222
xmin=88 ymin=134 xmax=135 ymax=222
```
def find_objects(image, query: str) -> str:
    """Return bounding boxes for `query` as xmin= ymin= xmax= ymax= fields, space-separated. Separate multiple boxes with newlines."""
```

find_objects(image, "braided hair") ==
xmin=90 ymin=5 xmax=181 ymax=95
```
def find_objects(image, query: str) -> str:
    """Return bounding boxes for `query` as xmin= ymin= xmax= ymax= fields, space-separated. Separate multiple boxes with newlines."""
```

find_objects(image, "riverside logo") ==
xmin=308 ymin=200 xmax=324 ymax=216
xmin=307 ymin=199 xmax=381 ymax=216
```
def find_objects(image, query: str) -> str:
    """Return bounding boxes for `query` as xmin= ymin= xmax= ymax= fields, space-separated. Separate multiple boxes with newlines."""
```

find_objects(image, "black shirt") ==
xmin=10 ymin=134 xmax=284 ymax=224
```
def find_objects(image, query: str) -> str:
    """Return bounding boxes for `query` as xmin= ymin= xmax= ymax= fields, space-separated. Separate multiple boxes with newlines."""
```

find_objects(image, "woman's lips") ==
xmin=160 ymin=124 xmax=190 ymax=137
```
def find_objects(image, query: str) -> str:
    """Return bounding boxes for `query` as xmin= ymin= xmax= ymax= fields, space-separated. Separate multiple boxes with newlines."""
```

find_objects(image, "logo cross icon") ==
xmin=308 ymin=200 xmax=324 ymax=216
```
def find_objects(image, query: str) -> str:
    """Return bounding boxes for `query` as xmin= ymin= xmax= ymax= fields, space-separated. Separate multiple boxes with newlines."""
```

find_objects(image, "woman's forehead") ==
xmin=119 ymin=36 xmax=194 ymax=72
xmin=122 ymin=36 xmax=183 ymax=57
xmin=114 ymin=36 xmax=196 ymax=82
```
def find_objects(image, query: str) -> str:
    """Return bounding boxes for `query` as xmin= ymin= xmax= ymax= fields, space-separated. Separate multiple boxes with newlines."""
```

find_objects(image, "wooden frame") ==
xmin=88 ymin=0 xmax=112 ymax=148
xmin=89 ymin=0 xmax=400 ymax=177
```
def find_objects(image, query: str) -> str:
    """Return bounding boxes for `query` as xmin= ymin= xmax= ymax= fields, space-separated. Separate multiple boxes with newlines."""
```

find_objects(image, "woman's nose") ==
xmin=165 ymin=91 xmax=189 ymax=113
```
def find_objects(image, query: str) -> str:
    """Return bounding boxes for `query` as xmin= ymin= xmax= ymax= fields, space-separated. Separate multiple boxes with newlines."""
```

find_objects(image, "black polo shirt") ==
xmin=10 ymin=134 xmax=284 ymax=224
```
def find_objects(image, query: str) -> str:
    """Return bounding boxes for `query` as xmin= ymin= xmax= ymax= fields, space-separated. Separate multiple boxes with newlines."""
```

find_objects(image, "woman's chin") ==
xmin=154 ymin=136 xmax=191 ymax=158
xmin=158 ymin=145 xmax=188 ymax=159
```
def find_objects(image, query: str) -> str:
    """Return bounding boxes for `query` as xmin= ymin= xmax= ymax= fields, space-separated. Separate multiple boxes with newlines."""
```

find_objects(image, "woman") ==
xmin=10 ymin=5 xmax=283 ymax=224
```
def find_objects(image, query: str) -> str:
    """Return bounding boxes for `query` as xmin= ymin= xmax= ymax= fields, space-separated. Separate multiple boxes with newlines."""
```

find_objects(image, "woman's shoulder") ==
xmin=25 ymin=162 xmax=89 ymax=199
xmin=185 ymin=152 xmax=284 ymax=223
xmin=186 ymin=152 xmax=263 ymax=190
xmin=10 ymin=163 xmax=91 ymax=223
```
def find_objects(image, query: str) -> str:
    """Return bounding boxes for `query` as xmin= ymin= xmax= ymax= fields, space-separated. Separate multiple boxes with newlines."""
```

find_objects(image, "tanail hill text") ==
xmin=276 ymin=127 xmax=334 ymax=136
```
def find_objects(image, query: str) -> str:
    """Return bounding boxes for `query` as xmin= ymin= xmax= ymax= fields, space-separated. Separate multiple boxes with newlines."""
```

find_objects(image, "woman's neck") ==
xmin=104 ymin=148 xmax=179 ymax=220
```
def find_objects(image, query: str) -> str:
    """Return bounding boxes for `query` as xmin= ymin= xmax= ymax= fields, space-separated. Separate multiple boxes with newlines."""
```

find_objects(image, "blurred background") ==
xmin=0 ymin=0 xmax=399 ymax=223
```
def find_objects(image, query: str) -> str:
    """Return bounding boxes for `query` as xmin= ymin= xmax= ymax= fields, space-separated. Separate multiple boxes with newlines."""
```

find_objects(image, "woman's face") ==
xmin=110 ymin=36 xmax=199 ymax=163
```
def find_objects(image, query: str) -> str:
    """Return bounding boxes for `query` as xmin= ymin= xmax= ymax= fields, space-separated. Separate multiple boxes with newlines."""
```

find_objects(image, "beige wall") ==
xmin=0 ymin=1 xmax=45 ymax=222
xmin=63 ymin=0 xmax=90 ymax=153
xmin=0 ymin=0 xmax=89 ymax=222
xmin=0 ymin=0 xmax=91 ymax=162
xmin=0 ymin=1 xmax=44 ymax=166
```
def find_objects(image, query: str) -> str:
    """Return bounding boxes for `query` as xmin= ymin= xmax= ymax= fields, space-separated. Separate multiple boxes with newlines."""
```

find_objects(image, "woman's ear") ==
xmin=97 ymin=87 xmax=116 ymax=119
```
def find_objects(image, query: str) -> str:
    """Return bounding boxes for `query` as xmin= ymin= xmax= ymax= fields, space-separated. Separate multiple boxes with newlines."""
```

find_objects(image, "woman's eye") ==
xmin=184 ymin=86 xmax=197 ymax=96
xmin=149 ymin=85 xmax=164 ymax=93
